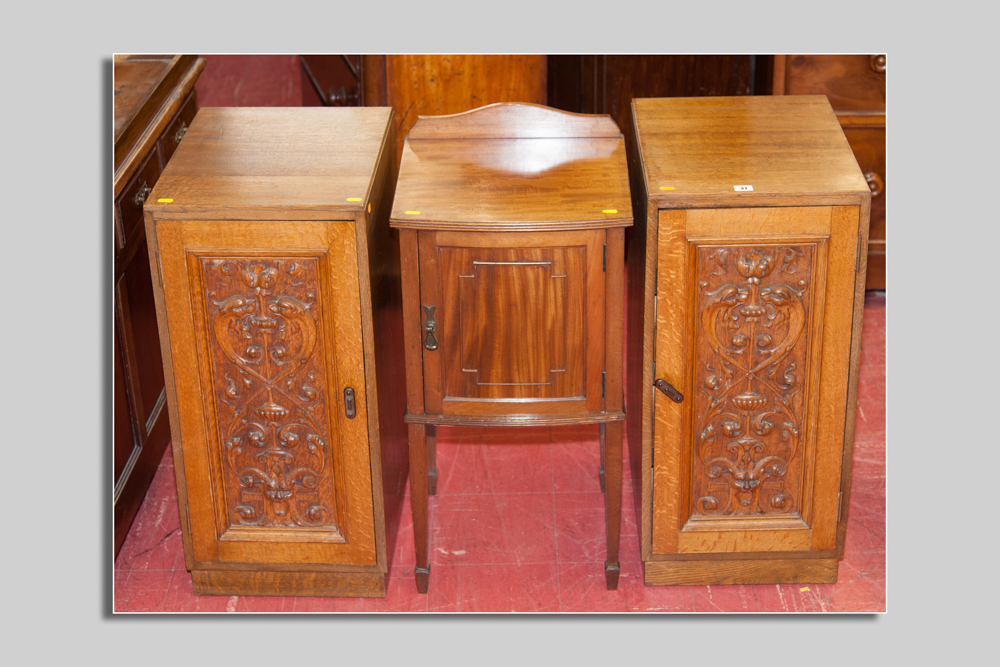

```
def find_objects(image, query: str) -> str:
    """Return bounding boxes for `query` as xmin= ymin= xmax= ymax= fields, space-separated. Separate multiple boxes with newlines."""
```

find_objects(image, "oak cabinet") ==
xmin=390 ymin=103 xmax=632 ymax=592
xmin=627 ymin=96 xmax=870 ymax=585
xmin=144 ymin=108 xmax=406 ymax=597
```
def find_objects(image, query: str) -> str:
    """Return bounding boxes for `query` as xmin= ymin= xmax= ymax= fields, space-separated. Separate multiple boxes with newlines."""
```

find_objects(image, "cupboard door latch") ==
xmin=654 ymin=378 xmax=684 ymax=403
xmin=422 ymin=304 xmax=438 ymax=350
xmin=344 ymin=387 xmax=357 ymax=419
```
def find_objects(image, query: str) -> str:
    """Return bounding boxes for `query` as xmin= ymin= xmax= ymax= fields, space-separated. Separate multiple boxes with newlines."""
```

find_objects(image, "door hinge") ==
xmin=602 ymin=244 xmax=607 ymax=272
xmin=155 ymin=249 xmax=163 ymax=286
xmin=855 ymin=236 xmax=862 ymax=273
xmin=602 ymin=371 xmax=606 ymax=398
xmin=837 ymin=491 xmax=844 ymax=523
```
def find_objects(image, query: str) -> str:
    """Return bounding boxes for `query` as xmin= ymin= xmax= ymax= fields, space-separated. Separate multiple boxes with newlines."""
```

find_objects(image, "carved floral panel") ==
xmin=201 ymin=257 xmax=337 ymax=530
xmin=691 ymin=245 xmax=815 ymax=517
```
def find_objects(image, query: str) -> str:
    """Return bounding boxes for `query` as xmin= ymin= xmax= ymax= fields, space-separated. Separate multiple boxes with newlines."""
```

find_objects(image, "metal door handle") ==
xmin=422 ymin=305 xmax=438 ymax=351
xmin=654 ymin=378 xmax=684 ymax=403
xmin=344 ymin=387 xmax=356 ymax=418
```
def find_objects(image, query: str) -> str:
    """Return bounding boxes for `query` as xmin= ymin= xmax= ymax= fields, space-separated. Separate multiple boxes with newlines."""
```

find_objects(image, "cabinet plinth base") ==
xmin=190 ymin=569 xmax=387 ymax=597
xmin=643 ymin=558 xmax=840 ymax=586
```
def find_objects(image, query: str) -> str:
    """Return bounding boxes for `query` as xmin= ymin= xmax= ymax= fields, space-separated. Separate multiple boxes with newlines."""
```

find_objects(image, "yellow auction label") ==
xmin=368 ymin=203 xmax=371 ymax=213
xmin=347 ymin=197 xmax=362 ymax=201
xmin=405 ymin=211 xmax=421 ymax=215
xmin=602 ymin=209 xmax=618 ymax=214
xmin=659 ymin=186 xmax=675 ymax=190
xmin=157 ymin=198 xmax=174 ymax=203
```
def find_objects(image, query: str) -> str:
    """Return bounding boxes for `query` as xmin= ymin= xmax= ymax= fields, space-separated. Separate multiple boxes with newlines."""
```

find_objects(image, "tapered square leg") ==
xmin=408 ymin=423 xmax=430 ymax=593
xmin=603 ymin=421 xmax=623 ymax=590
xmin=599 ymin=422 xmax=606 ymax=493
xmin=427 ymin=424 xmax=438 ymax=495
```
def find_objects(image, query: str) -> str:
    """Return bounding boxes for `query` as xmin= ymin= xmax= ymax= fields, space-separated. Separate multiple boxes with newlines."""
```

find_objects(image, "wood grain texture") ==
xmin=191 ymin=569 xmax=386 ymax=597
xmin=643 ymin=557 xmax=839 ymax=585
xmin=677 ymin=527 xmax=812 ymax=554
xmin=415 ymin=229 xmax=605 ymax=419
xmin=390 ymin=104 xmax=631 ymax=231
xmin=382 ymin=55 xmax=546 ymax=164
xmin=633 ymin=96 xmax=869 ymax=204
xmin=146 ymin=107 xmax=393 ymax=215
xmin=407 ymin=102 xmax=619 ymax=139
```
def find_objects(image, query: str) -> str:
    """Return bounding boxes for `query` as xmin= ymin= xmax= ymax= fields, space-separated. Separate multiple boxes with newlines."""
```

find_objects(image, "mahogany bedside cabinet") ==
xmin=143 ymin=107 xmax=407 ymax=597
xmin=626 ymin=96 xmax=870 ymax=585
xmin=389 ymin=103 xmax=633 ymax=592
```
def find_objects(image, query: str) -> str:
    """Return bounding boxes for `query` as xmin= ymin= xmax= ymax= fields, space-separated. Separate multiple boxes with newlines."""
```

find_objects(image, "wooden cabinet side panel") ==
xmin=357 ymin=118 xmax=407 ymax=571
xmin=624 ymin=118 xmax=653 ymax=560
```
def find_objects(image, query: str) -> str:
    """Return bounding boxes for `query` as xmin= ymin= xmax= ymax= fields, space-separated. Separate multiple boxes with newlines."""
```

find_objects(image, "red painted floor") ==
xmin=114 ymin=293 xmax=886 ymax=613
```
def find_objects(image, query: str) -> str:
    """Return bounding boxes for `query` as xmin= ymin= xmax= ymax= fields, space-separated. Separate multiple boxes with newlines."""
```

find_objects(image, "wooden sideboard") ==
xmin=143 ymin=107 xmax=406 ymax=596
xmin=772 ymin=55 xmax=886 ymax=290
xmin=627 ymin=96 xmax=870 ymax=585
xmin=114 ymin=54 xmax=204 ymax=555
xmin=390 ymin=103 xmax=632 ymax=592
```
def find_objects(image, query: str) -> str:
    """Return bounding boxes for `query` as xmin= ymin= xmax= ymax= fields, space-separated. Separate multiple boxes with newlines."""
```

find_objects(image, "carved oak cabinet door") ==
xmin=156 ymin=221 xmax=378 ymax=570
xmin=652 ymin=207 xmax=857 ymax=558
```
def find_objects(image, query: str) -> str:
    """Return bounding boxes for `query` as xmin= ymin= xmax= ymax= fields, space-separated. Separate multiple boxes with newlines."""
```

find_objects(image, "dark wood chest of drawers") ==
xmin=773 ymin=55 xmax=886 ymax=289
xmin=114 ymin=54 xmax=204 ymax=555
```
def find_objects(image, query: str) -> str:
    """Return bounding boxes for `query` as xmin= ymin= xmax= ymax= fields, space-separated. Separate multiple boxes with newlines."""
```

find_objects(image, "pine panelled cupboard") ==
xmin=390 ymin=103 xmax=632 ymax=592
xmin=627 ymin=96 xmax=870 ymax=585
xmin=144 ymin=108 xmax=407 ymax=597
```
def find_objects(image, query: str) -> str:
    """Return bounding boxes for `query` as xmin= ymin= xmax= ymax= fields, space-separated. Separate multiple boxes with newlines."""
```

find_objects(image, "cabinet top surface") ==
xmin=390 ymin=104 xmax=633 ymax=230
xmin=146 ymin=107 xmax=392 ymax=214
xmin=632 ymin=96 xmax=869 ymax=202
